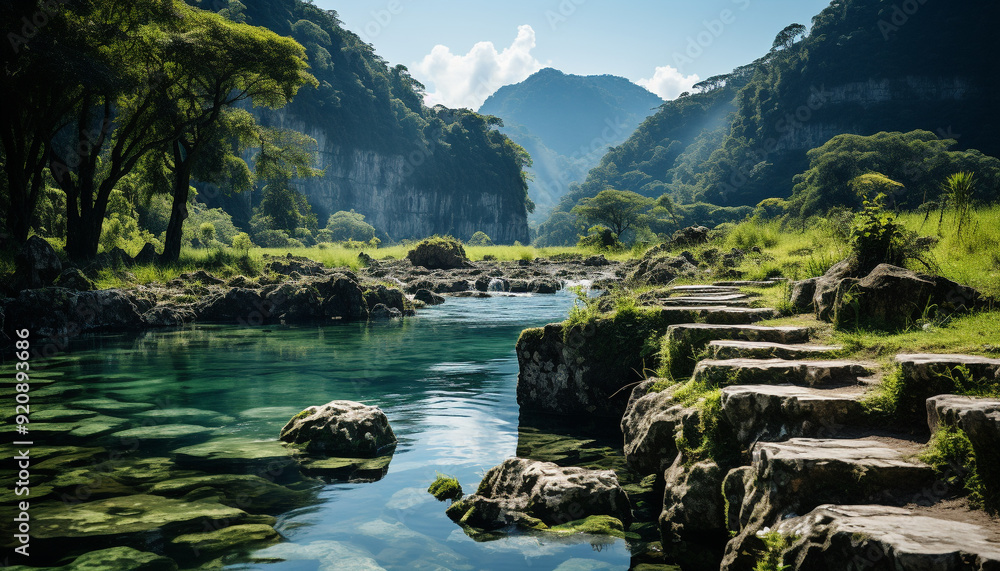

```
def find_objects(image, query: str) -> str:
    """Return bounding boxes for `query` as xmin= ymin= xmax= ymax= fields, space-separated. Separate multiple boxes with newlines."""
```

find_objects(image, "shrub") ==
xmin=231 ymin=232 xmax=253 ymax=252
xmin=255 ymin=229 xmax=293 ymax=248
xmin=578 ymin=225 xmax=620 ymax=250
xmin=199 ymin=223 xmax=216 ymax=247
xmin=468 ymin=231 xmax=493 ymax=246
xmin=849 ymin=193 xmax=931 ymax=272
xmin=327 ymin=210 xmax=377 ymax=242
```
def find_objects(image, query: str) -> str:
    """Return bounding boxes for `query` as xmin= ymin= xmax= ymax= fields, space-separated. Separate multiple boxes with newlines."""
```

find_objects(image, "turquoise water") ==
xmin=23 ymin=291 xmax=635 ymax=570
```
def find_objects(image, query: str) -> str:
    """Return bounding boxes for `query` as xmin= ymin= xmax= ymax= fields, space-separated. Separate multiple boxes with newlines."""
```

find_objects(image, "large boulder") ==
xmin=2 ymin=288 xmax=151 ymax=339
xmin=14 ymin=235 xmax=62 ymax=289
xmin=265 ymin=283 xmax=324 ymax=322
xmin=818 ymin=263 xmax=988 ymax=328
xmin=621 ymin=380 xmax=691 ymax=475
xmin=406 ymin=237 xmax=471 ymax=270
xmin=414 ymin=288 xmax=445 ymax=306
xmin=197 ymin=288 xmax=266 ymax=324
xmin=263 ymin=254 xmax=325 ymax=276
xmin=279 ymin=401 xmax=397 ymax=457
xmin=54 ymin=267 xmax=96 ymax=291
xmin=670 ymin=225 xmax=710 ymax=246
xmin=659 ymin=458 xmax=727 ymax=548
xmin=311 ymin=274 xmax=368 ymax=321
xmin=811 ymin=259 xmax=856 ymax=322
xmin=446 ymin=458 xmax=632 ymax=531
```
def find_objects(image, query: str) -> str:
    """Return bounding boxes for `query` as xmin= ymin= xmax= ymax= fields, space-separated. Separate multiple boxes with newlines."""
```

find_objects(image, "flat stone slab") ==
xmin=669 ymin=285 xmax=740 ymax=295
xmin=897 ymin=353 xmax=1000 ymax=381
xmin=134 ymin=407 xmax=236 ymax=427
xmin=724 ymin=437 xmax=939 ymax=568
xmin=891 ymin=354 xmax=1000 ymax=423
xmin=70 ymin=398 xmax=157 ymax=415
xmin=110 ymin=424 xmax=215 ymax=443
xmin=661 ymin=296 xmax=751 ymax=307
xmin=32 ymin=495 xmax=248 ymax=540
xmin=774 ymin=505 xmax=1000 ymax=570
xmin=172 ymin=437 xmax=297 ymax=475
xmin=654 ymin=306 xmax=778 ymax=325
xmin=714 ymin=280 xmax=784 ymax=287
xmin=721 ymin=384 xmax=866 ymax=448
xmin=928 ymin=394 xmax=1000 ymax=433
xmin=709 ymin=340 xmax=843 ymax=360
xmin=694 ymin=359 xmax=877 ymax=388
xmin=667 ymin=323 xmax=811 ymax=346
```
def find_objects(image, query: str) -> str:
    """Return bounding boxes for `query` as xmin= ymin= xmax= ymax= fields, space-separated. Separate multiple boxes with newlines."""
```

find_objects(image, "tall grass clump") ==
xmin=725 ymin=218 xmax=782 ymax=250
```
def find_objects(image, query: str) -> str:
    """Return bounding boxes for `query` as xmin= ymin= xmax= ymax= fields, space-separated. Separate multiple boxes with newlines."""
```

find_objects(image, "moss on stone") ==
xmin=427 ymin=474 xmax=463 ymax=501
xmin=547 ymin=515 xmax=632 ymax=539
xmin=169 ymin=524 xmax=279 ymax=558
xmin=920 ymin=426 xmax=994 ymax=512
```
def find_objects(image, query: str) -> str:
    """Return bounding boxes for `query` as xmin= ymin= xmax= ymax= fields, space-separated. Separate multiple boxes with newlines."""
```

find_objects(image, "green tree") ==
xmin=199 ymin=223 xmax=216 ymax=246
xmin=571 ymin=189 xmax=654 ymax=241
xmin=326 ymin=210 xmax=376 ymax=242
xmin=158 ymin=8 xmax=316 ymax=261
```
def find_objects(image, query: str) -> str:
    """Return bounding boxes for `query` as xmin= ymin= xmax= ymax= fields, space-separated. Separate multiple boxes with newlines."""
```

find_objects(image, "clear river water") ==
xmin=18 ymin=290 xmax=640 ymax=570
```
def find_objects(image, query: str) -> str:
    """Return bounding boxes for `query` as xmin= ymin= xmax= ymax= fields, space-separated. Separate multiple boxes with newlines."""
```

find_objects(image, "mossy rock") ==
xmin=169 ymin=524 xmax=279 ymax=559
xmin=70 ymin=398 xmax=156 ymax=415
xmin=406 ymin=237 xmax=471 ymax=270
xmin=49 ymin=468 xmax=136 ymax=499
xmin=148 ymin=474 xmax=312 ymax=514
xmin=5 ymin=546 xmax=178 ymax=570
xmin=297 ymin=454 xmax=393 ymax=483
xmin=428 ymin=475 xmax=463 ymax=501
xmin=109 ymin=424 xmax=215 ymax=447
xmin=547 ymin=515 xmax=633 ymax=539
xmin=171 ymin=437 xmax=297 ymax=479
xmin=30 ymin=495 xmax=248 ymax=558
xmin=133 ymin=408 xmax=236 ymax=427
xmin=28 ymin=408 xmax=99 ymax=423
xmin=28 ymin=415 xmax=129 ymax=441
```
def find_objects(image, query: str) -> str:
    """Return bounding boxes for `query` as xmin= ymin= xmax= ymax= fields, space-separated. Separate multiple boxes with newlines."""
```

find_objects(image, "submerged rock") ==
xmin=414 ymin=288 xmax=445 ymax=305
xmin=446 ymin=457 xmax=632 ymax=532
xmin=168 ymin=523 xmax=280 ymax=559
xmin=148 ymin=474 xmax=311 ymax=514
xmin=4 ymin=546 xmax=178 ymax=571
xmin=279 ymin=401 xmax=397 ymax=457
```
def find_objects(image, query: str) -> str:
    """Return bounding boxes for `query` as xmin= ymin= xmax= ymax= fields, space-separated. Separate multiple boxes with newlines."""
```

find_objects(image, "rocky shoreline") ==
xmin=0 ymin=236 xmax=622 ymax=349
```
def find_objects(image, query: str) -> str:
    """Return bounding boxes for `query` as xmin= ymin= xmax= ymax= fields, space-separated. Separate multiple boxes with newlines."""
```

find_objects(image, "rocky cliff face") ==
xmin=773 ymin=76 xmax=977 ymax=153
xmin=257 ymin=110 xmax=530 ymax=244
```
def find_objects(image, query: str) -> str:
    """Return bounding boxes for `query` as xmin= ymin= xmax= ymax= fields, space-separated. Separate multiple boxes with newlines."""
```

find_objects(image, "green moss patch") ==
xmin=427 ymin=474 xmax=463 ymax=501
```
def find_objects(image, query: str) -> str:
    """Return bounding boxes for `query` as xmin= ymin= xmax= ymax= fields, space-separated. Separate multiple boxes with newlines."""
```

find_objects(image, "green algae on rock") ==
xmin=428 ymin=474 xmax=463 ymax=501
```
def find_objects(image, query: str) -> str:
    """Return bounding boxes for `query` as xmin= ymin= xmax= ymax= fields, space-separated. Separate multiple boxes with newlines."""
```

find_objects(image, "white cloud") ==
xmin=637 ymin=65 xmax=700 ymax=100
xmin=414 ymin=25 xmax=544 ymax=110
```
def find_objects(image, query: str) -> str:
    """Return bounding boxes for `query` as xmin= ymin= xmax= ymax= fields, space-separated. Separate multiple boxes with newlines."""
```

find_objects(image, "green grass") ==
xmin=920 ymin=426 xmax=990 ymax=512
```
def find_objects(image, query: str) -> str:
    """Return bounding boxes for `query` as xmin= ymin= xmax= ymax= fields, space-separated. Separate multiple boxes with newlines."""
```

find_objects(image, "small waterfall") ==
xmin=487 ymin=278 xmax=507 ymax=292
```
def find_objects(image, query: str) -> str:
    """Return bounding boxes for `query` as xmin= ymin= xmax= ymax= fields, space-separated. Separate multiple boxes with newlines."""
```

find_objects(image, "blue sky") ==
xmin=316 ymin=0 xmax=832 ymax=109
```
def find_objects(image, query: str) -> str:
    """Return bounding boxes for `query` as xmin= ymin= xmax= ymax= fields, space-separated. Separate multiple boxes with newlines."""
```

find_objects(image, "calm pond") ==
xmin=15 ymin=290 xmax=639 ymax=570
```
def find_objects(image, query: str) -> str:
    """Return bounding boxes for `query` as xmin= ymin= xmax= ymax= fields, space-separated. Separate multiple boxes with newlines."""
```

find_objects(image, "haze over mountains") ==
xmin=479 ymin=68 xmax=663 ymax=221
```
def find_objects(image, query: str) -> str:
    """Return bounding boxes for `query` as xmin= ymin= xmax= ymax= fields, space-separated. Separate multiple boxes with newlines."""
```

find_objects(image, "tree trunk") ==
xmin=161 ymin=144 xmax=193 ymax=262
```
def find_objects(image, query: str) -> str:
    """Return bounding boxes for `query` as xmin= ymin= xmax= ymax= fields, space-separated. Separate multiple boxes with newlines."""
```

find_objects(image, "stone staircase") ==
xmin=617 ymin=282 xmax=1000 ymax=570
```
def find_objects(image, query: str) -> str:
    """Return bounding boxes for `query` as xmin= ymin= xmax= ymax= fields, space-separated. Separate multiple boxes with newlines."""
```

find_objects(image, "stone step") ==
xmin=662 ymin=323 xmax=812 ymax=379
xmin=668 ymin=285 xmax=741 ymax=296
xmin=708 ymin=340 xmax=843 ymax=360
xmin=927 ymin=394 xmax=1000 ymax=507
xmin=723 ymin=438 xmax=937 ymax=569
xmin=660 ymin=296 xmax=752 ymax=307
xmin=890 ymin=354 xmax=1000 ymax=425
xmin=693 ymin=358 xmax=878 ymax=388
xmin=653 ymin=306 xmax=778 ymax=325
xmin=713 ymin=280 xmax=784 ymax=287
xmin=720 ymin=384 xmax=867 ymax=449
xmin=768 ymin=505 xmax=1000 ymax=571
